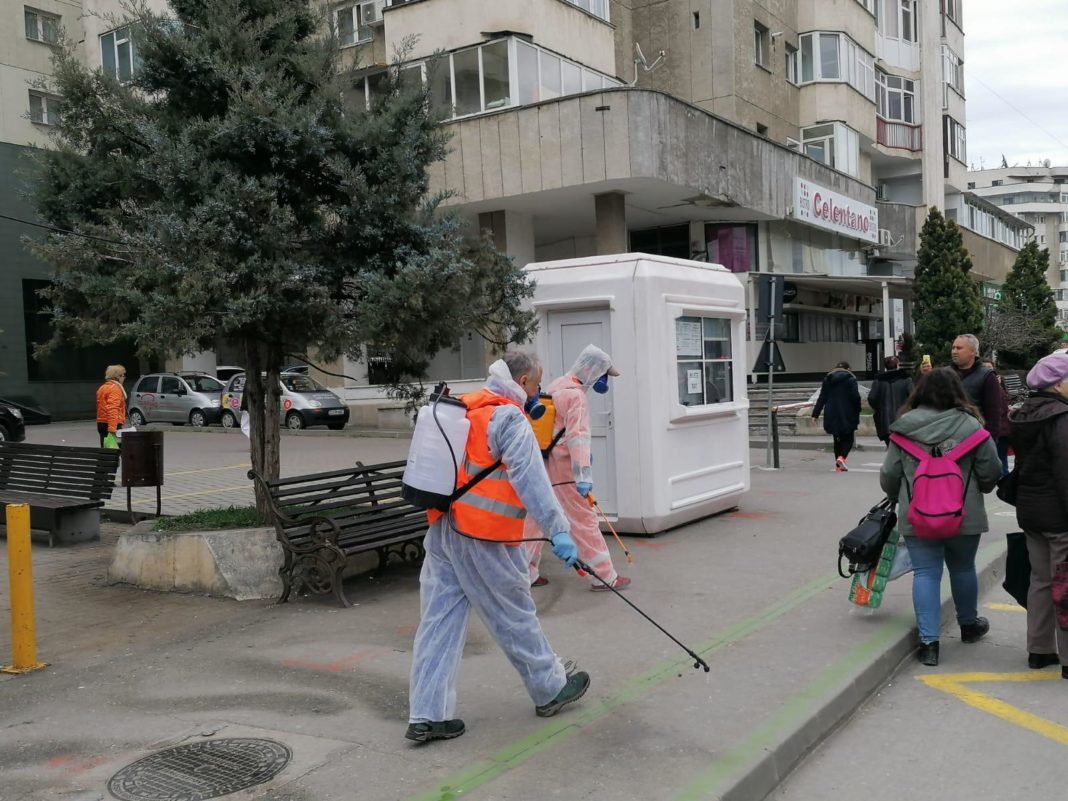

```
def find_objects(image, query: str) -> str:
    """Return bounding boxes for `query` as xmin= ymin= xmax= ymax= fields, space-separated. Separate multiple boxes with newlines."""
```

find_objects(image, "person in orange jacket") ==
xmin=96 ymin=365 xmax=128 ymax=447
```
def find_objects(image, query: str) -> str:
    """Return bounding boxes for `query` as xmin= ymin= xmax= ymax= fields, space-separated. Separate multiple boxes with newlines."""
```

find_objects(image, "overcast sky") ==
xmin=963 ymin=0 xmax=1068 ymax=170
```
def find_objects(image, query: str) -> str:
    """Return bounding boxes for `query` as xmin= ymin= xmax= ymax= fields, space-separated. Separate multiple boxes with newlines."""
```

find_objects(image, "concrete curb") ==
xmin=717 ymin=539 xmax=1008 ymax=801
xmin=748 ymin=438 xmax=878 ymax=453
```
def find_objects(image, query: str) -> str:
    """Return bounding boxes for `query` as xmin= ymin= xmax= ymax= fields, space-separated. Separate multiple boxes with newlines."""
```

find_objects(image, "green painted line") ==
xmin=669 ymin=617 xmax=908 ymax=801
xmin=404 ymin=573 xmax=839 ymax=801
xmin=668 ymin=540 xmax=1007 ymax=801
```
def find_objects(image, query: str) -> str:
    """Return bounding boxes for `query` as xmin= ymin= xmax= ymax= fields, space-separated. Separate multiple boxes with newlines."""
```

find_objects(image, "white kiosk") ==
xmin=526 ymin=253 xmax=750 ymax=535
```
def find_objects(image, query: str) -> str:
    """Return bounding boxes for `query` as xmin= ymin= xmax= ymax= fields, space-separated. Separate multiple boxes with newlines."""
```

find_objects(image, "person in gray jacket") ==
xmin=880 ymin=367 xmax=1002 ymax=667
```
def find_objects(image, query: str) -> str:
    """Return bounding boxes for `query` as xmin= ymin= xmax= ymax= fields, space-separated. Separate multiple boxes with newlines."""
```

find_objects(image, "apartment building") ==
xmin=1 ymin=1 xmax=1034 ymax=417
xmin=331 ymin=0 xmax=1030 ymax=388
xmin=0 ymin=1 xmax=170 ymax=417
xmin=969 ymin=165 xmax=1068 ymax=327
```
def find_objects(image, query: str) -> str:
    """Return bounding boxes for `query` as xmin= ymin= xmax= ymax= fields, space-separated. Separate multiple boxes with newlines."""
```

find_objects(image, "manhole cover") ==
xmin=107 ymin=738 xmax=291 ymax=801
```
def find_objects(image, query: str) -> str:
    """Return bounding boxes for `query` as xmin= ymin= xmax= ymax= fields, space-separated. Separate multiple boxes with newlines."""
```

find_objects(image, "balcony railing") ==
xmin=876 ymin=118 xmax=922 ymax=152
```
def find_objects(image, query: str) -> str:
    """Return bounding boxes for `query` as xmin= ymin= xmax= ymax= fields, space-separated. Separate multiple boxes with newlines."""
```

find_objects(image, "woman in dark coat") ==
xmin=868 ymin=355 xmax=914 ymax=446
xmin=1008 ymin=353 xmax=1068 ymax=679
xmin=812 ymin=361 xmax=861 ymax=471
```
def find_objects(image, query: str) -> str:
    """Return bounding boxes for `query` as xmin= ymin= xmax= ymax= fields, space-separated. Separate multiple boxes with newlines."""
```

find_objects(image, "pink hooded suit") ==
xmin=525 ymin=345 xmax=619 ymax=586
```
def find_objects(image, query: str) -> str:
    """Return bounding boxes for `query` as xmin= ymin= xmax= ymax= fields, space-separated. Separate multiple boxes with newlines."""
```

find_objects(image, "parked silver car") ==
xmin=127 ymin=372 xmax=224 ymax=427
xmin=220 ymin=372 xmax=350 ymax=430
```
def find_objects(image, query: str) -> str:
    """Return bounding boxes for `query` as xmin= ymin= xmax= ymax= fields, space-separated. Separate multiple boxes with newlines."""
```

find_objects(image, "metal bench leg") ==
xmin=332 ymin=565 xmax=351 ymax=608
xmin=277 ymin=551 xmax=295 ymax=604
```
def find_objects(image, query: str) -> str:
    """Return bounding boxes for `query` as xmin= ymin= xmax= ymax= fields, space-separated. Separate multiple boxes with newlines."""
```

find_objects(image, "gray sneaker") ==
xmin=405 ymin=719 xmax=466 ymax=742
xmin=535 ymin=671 xmax=590 ymax=717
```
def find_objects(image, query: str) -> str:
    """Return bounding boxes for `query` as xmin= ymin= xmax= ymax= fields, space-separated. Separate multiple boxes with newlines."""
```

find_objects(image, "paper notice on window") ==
xmin=676 ymin=320 xmax=703 ymax=356
xmin=687 ymin=369 xmax=703 ymax=395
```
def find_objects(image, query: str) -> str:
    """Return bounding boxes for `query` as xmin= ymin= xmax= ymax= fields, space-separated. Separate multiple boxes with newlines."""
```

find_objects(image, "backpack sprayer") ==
xmin=401 ymin=381 xmax=708 ymax=672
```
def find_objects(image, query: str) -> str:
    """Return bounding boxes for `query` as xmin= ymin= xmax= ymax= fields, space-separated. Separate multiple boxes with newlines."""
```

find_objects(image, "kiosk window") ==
xmin=676 ymin=316 xmax=733 ymax=406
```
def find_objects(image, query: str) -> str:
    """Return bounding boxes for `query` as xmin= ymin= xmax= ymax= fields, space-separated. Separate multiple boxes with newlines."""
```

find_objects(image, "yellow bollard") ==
xmin=3 ymin=504 xmax=47 ymax=674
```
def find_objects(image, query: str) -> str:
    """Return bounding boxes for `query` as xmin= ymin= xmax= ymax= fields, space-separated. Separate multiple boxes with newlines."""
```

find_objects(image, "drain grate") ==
xmin=107 ymin=738 xmax=292 ymax=801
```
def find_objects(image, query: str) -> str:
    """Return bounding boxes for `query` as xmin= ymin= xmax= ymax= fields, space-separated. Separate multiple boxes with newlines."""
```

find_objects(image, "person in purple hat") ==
xmin=1008 ymin=352 xmax=1068 ymax=679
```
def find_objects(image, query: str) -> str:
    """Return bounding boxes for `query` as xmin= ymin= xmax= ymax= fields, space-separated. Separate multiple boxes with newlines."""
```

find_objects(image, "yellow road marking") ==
xmin=986 ymin=602 xmax=1026 ymax=612
xmin=164 ymin=463 xmax=250 ymax=476
xmin=918 ymin=672 xmax=1068 ymax=747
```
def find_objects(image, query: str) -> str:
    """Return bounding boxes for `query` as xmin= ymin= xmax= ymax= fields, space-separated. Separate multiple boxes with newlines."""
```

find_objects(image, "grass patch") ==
xmin=154 ymin=505 xmax=263 ymax=532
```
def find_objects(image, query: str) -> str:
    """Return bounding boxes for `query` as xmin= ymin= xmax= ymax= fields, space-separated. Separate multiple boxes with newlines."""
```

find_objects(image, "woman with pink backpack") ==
xmin=880 ymin=368 xmax=1002 ymax=666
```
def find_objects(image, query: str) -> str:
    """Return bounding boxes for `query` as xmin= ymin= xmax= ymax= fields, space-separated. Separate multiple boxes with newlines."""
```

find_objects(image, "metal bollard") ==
xmin=3 ymin=504 xmax=47 ymax=674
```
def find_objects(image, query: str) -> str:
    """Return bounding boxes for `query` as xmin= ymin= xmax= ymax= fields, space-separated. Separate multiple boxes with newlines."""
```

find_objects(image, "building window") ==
xmin=561 ymin=0 xmax=610 ymax=22
xmin=785 ymin=44 xmax=798 ymax=84
xmin=25 ymin=7 xmax=60 ymax=43
xmin=705 ymin=224 xmax=757 ymax=274
xmin=801 ymin=122 xmax=860 ymax=177
xmin=335 ymin=2 xmax=380 ymax=47
xmin=797 ymin=32 xmax=875 ymax=101
xmin=942 ymin=46 xmax=965 ymax=99
xmin=630 ymin=224 xmax=691 ymax=260
xmin=967 ymin=182 xmax=975 ymax=189
xmin=754 ymin=22 xmax=770 ymax=69
xmin=100 ymin=27 xmax=138 ymax=82
xmin=675 ymin=316 xmax=734 ymax=406
xmin=28 ymin=91 xmax=61 ymax=125
xmin=944 ymin=116 xmax=966 ymax=164
xmin=878 ymin=0 xmax=917 ymax=41
xmin=876 ymin=70 xmax=917 ymax=123
xmin=855 ymin=0 xmax=876 ymax=13
xmin=991 ymin=180 xmax=1002 ymax=187
xmin=943 ymin=0 xmax=962 ymax=27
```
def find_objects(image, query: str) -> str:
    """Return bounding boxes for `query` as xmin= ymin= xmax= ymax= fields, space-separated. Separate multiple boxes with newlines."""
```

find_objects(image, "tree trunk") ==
xmin=245 ymin=339 xmax=284 ymax=522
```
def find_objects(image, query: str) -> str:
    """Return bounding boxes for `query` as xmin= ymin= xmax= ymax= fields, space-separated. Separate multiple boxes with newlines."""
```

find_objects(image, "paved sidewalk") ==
xmin=0 ymin=445 xmax=1017 ymax=801
xmin=24 ymin=422 xmax=411 ymax=517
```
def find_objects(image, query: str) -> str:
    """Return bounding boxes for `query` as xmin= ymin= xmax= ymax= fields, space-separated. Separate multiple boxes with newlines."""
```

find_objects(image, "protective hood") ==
xmin=568 ymin=345 xmax=618 ymax=389
xmin=888 ymin=406 xmax=981 ymax=446
xmin=485 ymin=359 xmax=527 ymax=406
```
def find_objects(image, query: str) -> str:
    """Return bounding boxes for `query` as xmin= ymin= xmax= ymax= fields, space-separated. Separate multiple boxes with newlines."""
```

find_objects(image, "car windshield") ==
xmin=281 ymin=374 xmax=327 ymax=393
xmin=183 ymin=375 xmax=223 ymax=393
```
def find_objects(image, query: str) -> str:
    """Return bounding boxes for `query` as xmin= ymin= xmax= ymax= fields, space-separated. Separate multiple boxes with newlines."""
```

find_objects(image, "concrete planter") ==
xmin=108 ymin=522 xmax=284 ymax=601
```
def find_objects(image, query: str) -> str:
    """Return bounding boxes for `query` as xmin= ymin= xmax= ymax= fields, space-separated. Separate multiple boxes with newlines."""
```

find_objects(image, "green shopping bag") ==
xmin=103 ymin=433 xmax=119 ymax=449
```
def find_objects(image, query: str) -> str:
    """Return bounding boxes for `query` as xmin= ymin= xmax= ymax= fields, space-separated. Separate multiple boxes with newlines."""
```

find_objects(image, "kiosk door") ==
xmin=546 ymin=308 xmax=617 ymax=516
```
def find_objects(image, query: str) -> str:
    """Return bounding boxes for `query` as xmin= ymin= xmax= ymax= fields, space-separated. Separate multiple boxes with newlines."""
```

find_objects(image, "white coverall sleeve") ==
xmin=558 ymin=387 xmax=593 ymax=485
xmin=488 ymin=405 xmax=571 ymax=538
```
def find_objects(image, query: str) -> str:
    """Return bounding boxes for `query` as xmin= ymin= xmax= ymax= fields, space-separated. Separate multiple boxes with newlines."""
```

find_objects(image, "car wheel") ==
xmin=129 ymin=409 xmax=146 ymax=426
xmin=0 ymin=425 xmax=7 ymax=442
xmin=285 ymin=411 xmax=305 ymax=430
xmin=189 ymin=409 xmax=207 ymax=428
xmin=327 ymin=422 xmax=345 ymax=431
xmin=221 ymin=410 xmax=237 ymax=429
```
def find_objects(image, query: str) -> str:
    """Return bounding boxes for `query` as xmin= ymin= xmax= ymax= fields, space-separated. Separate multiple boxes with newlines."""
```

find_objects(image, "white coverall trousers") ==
xmin=408 ymin=518 xmax=567 ymax=723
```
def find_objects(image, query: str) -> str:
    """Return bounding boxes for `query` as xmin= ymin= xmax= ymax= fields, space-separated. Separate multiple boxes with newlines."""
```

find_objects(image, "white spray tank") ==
xmin=402 ymin=383 xmax=471 ymax=511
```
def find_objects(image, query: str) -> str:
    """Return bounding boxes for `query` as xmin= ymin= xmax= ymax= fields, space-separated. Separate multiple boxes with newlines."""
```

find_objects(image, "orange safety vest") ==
xmin=427 ymin=388 xmax=527 ymax=543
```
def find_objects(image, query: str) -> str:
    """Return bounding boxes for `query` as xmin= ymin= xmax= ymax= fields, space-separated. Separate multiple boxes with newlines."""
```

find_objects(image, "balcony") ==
xmin=876 ymin=118 xmax=921 ymax=151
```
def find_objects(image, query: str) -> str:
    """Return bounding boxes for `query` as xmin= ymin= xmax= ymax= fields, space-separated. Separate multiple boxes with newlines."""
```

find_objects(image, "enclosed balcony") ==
xmin=876 ymin=118 xmax=922 ymax=151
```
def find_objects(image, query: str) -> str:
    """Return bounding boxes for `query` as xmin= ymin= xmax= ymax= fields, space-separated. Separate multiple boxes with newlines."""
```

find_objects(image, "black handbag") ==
xmin=1003 ymin=531 xmax=1030 ymax=608
xmin=838 ymin=498 xmax=897 ymax=578
xmin=996 ymin=466 xmax=1019 ymax=505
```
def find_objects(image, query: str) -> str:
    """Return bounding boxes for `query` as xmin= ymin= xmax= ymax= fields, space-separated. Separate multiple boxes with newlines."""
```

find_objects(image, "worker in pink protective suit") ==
xmin=525 ymin=345 xmax=630 ymax=591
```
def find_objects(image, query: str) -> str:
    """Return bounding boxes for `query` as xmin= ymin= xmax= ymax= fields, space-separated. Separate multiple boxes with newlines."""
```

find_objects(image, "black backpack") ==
xmin=838 ymin=499 xmax=897 ymax=578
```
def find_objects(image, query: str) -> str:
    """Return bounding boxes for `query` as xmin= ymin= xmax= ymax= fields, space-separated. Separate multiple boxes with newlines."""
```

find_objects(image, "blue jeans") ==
xmin=905 ymin=535 xmax=982 ymax=643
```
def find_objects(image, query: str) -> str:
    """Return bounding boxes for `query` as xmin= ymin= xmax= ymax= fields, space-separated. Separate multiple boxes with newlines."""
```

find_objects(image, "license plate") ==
xmin=328 ymin=409 xmax=345 ymax=416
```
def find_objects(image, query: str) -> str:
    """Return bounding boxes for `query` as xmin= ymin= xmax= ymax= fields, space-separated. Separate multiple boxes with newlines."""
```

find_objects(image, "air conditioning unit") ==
xmin=878 ymin=228 xmax=893 ymax=247
xmin=786 ymin=137 xmax=801 ymax=152
xmin=360 ymin=0 xmax=385 ymax=26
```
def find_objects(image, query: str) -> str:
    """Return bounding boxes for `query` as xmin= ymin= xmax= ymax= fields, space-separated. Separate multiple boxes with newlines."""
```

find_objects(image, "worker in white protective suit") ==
xmin=406 ymin=352 xmax=591 ymax=743
xmin=525 ymin=344 xmax=629 ymax=591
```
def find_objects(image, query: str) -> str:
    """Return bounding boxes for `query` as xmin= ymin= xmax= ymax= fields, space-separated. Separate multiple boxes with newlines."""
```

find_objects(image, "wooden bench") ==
xmin=249 ymin=460 xmax=427 ymax=607
xmin=0 ymin=442 xmax=120 ymax=546
xmin=1000 ymin=371 xmax=1028 ymax=405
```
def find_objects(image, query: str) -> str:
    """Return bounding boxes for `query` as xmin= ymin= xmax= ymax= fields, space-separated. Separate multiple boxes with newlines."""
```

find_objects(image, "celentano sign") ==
xmin=793 ymin=178 xmax=878 ymax=243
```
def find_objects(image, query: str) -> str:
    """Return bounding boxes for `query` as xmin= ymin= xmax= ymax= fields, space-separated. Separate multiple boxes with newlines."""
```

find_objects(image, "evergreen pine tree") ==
xmin=996 ymin=241 xmax=1060 ymax=367
xmin=912 ymin=208 xmax=984 ymax=365
xmin=28 ymin=0 xmax=535 ymax=516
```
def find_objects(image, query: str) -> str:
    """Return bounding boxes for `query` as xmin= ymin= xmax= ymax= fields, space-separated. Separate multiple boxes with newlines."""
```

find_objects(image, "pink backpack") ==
xmin=889 ymin=429 xmax=991 ymax=540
